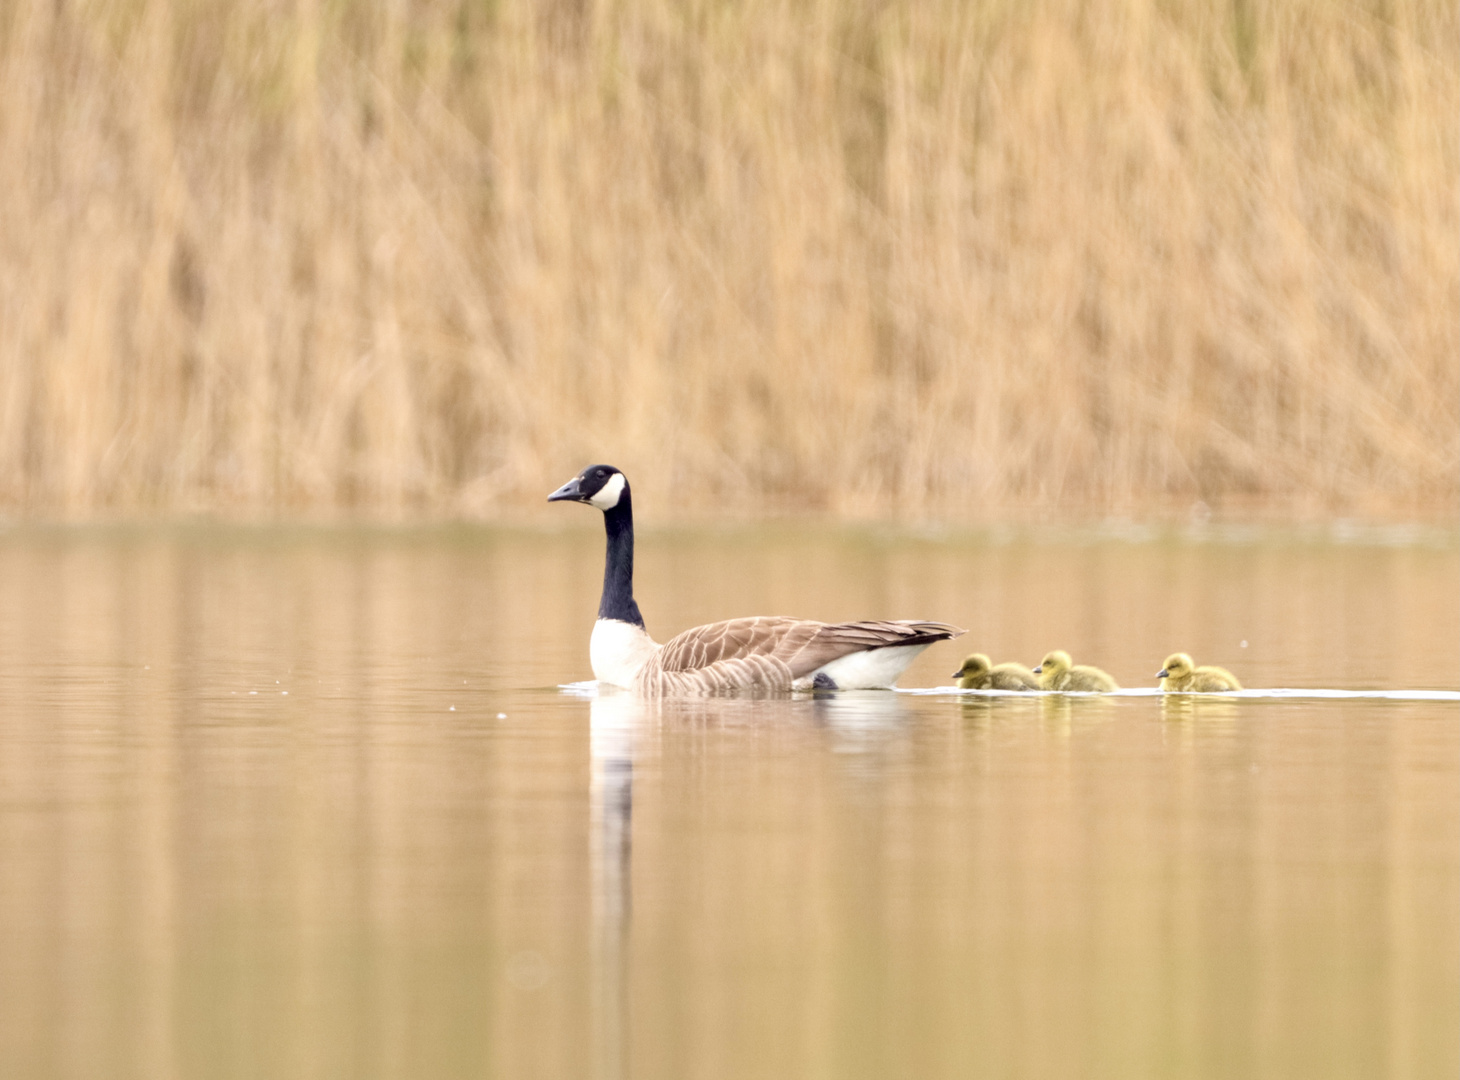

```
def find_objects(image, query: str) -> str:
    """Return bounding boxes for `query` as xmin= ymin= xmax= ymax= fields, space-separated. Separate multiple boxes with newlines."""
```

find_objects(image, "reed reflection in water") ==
xmin=0 ymin=525 xmax=1454 ymax=1080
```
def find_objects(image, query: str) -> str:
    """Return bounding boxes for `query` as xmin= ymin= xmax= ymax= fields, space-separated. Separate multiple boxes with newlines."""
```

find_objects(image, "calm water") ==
xmin=0 ymin=523 xmax=1456 ymax=1080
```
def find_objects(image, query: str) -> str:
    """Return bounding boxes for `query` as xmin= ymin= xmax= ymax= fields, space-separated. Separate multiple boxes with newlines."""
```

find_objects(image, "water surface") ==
xmin=0 ymin=524 xmax=1455 ymax=1080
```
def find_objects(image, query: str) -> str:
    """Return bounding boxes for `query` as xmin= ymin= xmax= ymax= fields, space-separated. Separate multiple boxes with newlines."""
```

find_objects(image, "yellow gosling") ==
xmin=953 ymin=653 xmax=1040 ymax=691
xmin=1032 ymin=649 xmax=1119 ymax=692
xmin=1156 ymin=653 xmax=1242 ymax=692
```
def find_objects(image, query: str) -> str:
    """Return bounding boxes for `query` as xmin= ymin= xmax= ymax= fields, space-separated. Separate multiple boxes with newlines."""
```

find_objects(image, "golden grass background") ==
xmin=1 ymin=0 xmax=1455 ymax=518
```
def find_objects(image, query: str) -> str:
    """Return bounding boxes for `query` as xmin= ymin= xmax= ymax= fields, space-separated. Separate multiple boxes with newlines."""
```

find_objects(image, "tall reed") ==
xmin=0 ymin=0 xmax=1455 ymax=518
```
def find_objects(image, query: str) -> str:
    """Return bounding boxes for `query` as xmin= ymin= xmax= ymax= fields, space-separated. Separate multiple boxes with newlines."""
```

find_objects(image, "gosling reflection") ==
xmin=1160 ymin=694 xmax=1241 ymax=722
xmin=590 ymin=691 xmax=639 ymax=1080
xmin=1038 ymin=691 xmax=1116 ymax=734
xmin=958 ymin=690 xmax=1045 ymax=725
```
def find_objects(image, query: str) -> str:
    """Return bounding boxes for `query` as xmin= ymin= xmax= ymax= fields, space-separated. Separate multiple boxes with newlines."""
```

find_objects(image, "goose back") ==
xmin=635 ymin=617 xmax=963 ymax=694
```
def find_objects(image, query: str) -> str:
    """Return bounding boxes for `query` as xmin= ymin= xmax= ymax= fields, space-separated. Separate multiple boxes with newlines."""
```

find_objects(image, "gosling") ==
xmin=953 ymin=653 xmax=1040 ymax=691
xmin=1032 ymin=650 xmax=1119 ymax=692
xmin=1156 ymin=653 xmax=1242 ymax=693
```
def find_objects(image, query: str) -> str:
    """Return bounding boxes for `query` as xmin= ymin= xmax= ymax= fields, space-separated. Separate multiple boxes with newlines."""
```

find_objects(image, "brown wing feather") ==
xmin=784 ymin=620 xmax=964 ymax=676
xmin=651 ymin=617 xmax=823 ymax=673
xmin=640 ymin=654 xmax=799 ymax=695
xmin=638 ymin=616 xmax=964 ymax=693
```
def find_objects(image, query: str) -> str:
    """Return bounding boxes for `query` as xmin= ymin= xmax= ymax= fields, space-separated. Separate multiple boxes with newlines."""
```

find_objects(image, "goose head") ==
xmin=952 ymin=653 xmax=992 ymax=680
xmin=1156 ymin=652 xmax=1194 ymax=680
xmin=1032 ymin=649 xmax=1072 ymax=676
xmin=548 ymin=464 xmax=628 ymax=510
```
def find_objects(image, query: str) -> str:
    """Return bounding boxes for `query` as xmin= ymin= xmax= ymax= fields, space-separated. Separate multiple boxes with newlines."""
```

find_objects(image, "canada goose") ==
xmin=953 ymin=653 xmax=1040 ymax=691
xmin=549 ymin=465 xmax=965 ymax=693
xmin=1032 ymin=650 xmax=1119 ymax=692
xmin=1156 ymin=653 xmax=1242 ymax=692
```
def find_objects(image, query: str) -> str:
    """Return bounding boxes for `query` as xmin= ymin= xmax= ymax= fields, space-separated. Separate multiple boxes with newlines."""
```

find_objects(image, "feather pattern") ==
xmin=634 ymin=617 xmax=964 ymax=695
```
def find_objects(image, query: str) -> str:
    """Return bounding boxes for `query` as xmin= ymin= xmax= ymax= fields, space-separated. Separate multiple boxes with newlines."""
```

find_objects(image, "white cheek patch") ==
xmin=588 ymin=472 xmax=626 ymax=510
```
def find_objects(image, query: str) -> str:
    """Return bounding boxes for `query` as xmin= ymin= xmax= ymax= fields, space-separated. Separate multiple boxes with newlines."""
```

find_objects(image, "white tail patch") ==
xmin=794 ymin=644 xmax=931 ymax=691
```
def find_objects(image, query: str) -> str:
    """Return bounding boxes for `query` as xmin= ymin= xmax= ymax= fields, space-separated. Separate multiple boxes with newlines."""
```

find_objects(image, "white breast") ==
xmin=590 ymin=618 xmax=661 ymax=689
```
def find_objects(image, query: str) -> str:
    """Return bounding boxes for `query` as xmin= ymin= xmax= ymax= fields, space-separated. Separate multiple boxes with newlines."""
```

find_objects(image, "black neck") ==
xmin=598 ymin=492 xmax=645 ymax=627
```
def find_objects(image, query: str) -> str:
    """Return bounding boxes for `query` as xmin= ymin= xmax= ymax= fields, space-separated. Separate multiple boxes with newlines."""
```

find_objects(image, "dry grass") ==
xmin=0 ymin=0 xmax=1455 ymax=519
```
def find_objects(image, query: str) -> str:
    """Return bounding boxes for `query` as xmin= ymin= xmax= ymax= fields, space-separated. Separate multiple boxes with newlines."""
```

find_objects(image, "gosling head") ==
xmin=1032 ymin=649 xmax=1072 ymax=676
xmin=1156 ymin=653 xmax=1194 ymax=681
xmin=548 ymin=464 xmax=628 ymax=511
xmin=952 ymin=653 xmax=992 ymax=680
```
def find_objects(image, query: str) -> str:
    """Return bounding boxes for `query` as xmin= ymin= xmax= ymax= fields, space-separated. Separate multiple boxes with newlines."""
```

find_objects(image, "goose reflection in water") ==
xmin=805 ymin=689 xmax=912 ymax=759
xmin=588 ymin=687 xmax=911 ymax=920
xmin=586 ymin=684 xmax=916 ymax=1078
xmin=590 ymin=692 xmax=637 ymax=1080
